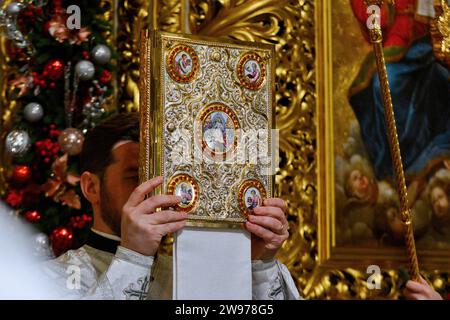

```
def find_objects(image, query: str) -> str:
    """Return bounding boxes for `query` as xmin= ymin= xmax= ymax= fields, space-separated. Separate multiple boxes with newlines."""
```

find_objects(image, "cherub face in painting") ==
xmin=347 ymin=169 xmax=371 ymax=200
xmin=430 ymin=186 xmax=449 ymax=219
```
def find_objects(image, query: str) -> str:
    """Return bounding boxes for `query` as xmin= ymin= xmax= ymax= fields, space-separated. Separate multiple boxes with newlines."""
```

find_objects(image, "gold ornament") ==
xmin=58 ymin=128 xmax=84 ymax=156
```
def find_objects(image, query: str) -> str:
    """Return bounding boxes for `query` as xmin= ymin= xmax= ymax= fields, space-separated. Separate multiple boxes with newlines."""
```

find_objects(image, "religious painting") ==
xmin=317 ymin=0 xmax=450 ymax=269
xmin=244 ymin=60 xmax=261 ymax=83
xmin=167 ymin=44 xmax=199 ymax=83
xmin=237 ymin=52 xmax=266 ymax=90
xmin=198 ymin=103 xmax=239 ymax=158
xmin=167 ymin=174 xmax=199 ymax=213
xmin=245 ymin=188 xmax=262 ymax=210
xmin=176 ymin=183 xmax=194 ymax=206
xmin=238 ymin=180 xmax=267 ymax=216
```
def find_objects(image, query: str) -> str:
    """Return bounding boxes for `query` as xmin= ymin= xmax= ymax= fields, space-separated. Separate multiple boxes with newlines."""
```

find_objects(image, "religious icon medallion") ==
xmin=238 ymin=179 xmax=267 ymax=216
xmin=196 ymin=103 xmax=240 ymax=160
xmin=167 ymin=44 xmax=199 ymax=83
xmin=167 ymin=174 xmax=199 ymax=212
xmin=237 ymin=52 xmax=266 ymax=90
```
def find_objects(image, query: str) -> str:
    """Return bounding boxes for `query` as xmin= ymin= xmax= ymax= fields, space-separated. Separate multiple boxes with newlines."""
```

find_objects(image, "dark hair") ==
xmin=80 ymin=112 xmax=139 ymax=178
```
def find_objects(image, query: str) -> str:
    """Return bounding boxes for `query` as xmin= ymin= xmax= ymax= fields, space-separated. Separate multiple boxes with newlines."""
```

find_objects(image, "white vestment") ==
xmin=40 ymin=229 xmax=302 ymax=300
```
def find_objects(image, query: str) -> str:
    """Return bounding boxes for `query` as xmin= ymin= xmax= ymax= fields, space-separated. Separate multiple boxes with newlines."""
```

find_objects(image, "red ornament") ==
xmin=35 ymin=138 xmax=60 ymax=163
xmin=69 ymin=214 xmax=93 ymax=229
xmin=52 ymin=0 xmax=64 ymax=14
xmin=43 ymin=21 xmax=52 ymax=35
xmin=47 ymin=124 xmax=62 ymax=139
xmin=50 ymin=227 xmax=73 ymax=256
xmin=35 ymin=7 xmax=43 ymax=16
xmin=5 ymin=189 xmax=23 ymax=207
xmin=17 ymin=5 xmax=40 ymax=25
xmin=40 ymin=80 xmax=47 ymax=88
xmin=24 ymin=210 xmax=41 ymax=223
xmin=43 ymin=59 xmax=64 ymax=81
xmin=5 ymin=40 xmax=27 ymax=61
xmin=82 ymin=51 xmax=89 ymax=60
xmin=12 ymin=165 xmax=32 ymax=184
xmin=99 ymin=70 xmax=112 ymax=84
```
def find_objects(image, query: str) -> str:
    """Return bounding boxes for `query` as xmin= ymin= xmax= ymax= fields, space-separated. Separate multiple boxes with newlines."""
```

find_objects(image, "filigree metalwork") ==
xmin=140 ymin=31 xmax=275 ymax=228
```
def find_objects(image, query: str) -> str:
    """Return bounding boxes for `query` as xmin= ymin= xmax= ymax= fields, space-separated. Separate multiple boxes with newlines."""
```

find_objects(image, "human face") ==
xmin=349 ymin=170 xmax=370 ymax=199
xmin=431 ymin=186 xmax=449 ymax=219
xmin=99 ymin=142 xmax=140 ymax=235
xmin=214 ymin=118 xmax=223 ymax=128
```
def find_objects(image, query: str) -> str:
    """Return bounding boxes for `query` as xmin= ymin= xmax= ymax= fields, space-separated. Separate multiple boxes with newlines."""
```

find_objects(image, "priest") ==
xmin=40 ymin=113 xmax=301 ymax=300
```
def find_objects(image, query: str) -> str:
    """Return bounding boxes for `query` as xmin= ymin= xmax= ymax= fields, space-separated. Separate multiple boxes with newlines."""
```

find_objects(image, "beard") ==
xmin=99 ymin=180 xmax=122 ymax=236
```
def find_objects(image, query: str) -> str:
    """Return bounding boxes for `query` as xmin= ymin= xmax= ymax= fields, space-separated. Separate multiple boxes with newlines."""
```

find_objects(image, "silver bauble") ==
xmin=74 ymin=60 xmax=95 ymax=81
xmin=35 ymin=233 xmax=49 ymax=248
xmin=5 ymin=130 xmax=31 ymax=157
xmin=34 ymin=233 xmax=54 ymax=259
xmin=58 ymin=128 xmax=84 ymax=156
xmin=6 ymin=2 xmax=24 ymax=16
xmin=23 ymin=102 xmax=44 ymax=123
xmin=91 ymin=44 xmax=111 ymax=65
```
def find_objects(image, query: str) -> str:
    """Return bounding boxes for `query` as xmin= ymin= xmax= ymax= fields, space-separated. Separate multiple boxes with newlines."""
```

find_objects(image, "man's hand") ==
xmin=120 ymin=176 xmax=187 ymax=256
xmin=244 ymin=198 xmax=289 ymax=261
xmin=404 ymin=277 xmax=443 ymax=300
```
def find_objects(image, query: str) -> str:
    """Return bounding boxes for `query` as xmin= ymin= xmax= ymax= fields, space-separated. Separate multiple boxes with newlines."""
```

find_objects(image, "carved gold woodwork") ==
xmin=431 ymin=0 xmax=450 ymax=68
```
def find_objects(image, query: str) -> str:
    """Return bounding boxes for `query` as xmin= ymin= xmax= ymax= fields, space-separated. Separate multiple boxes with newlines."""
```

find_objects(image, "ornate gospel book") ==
xmin=139 ymin=30 xmax=276 ymax=229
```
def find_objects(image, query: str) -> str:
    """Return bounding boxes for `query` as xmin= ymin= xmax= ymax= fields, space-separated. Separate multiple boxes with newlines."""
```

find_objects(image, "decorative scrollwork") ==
xmin=431 ymin=0 xmax=450 ymax=68
xmin=116 ymin=0 xmax=151 ymax=113
xmin=117 ymin=0 xmax=186 ymax=113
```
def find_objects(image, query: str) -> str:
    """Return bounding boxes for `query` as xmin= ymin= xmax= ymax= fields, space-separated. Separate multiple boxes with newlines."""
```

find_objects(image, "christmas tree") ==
xmin=1 ymin=0 xmax=116 ymax=256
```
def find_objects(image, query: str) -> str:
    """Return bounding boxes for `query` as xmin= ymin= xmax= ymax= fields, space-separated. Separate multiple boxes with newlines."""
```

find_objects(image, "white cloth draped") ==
xmin=173 ymin=227 xmax=252 ymax=299
xmin=39 ymin=238 xmax=302 ymax=300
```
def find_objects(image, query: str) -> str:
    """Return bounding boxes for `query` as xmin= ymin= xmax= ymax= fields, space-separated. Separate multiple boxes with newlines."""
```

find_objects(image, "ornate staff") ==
xmin=363 ymin=0 xmax=420 ymax=281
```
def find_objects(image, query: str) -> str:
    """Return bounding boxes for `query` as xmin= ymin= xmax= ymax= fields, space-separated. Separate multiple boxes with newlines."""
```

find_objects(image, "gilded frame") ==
xmin=317 ymin=0 xmax=450 ymax=270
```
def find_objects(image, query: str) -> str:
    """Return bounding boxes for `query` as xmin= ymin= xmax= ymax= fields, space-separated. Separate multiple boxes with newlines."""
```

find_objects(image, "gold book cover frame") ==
xmin=139 ymin=30 xmax=276 ymax=229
